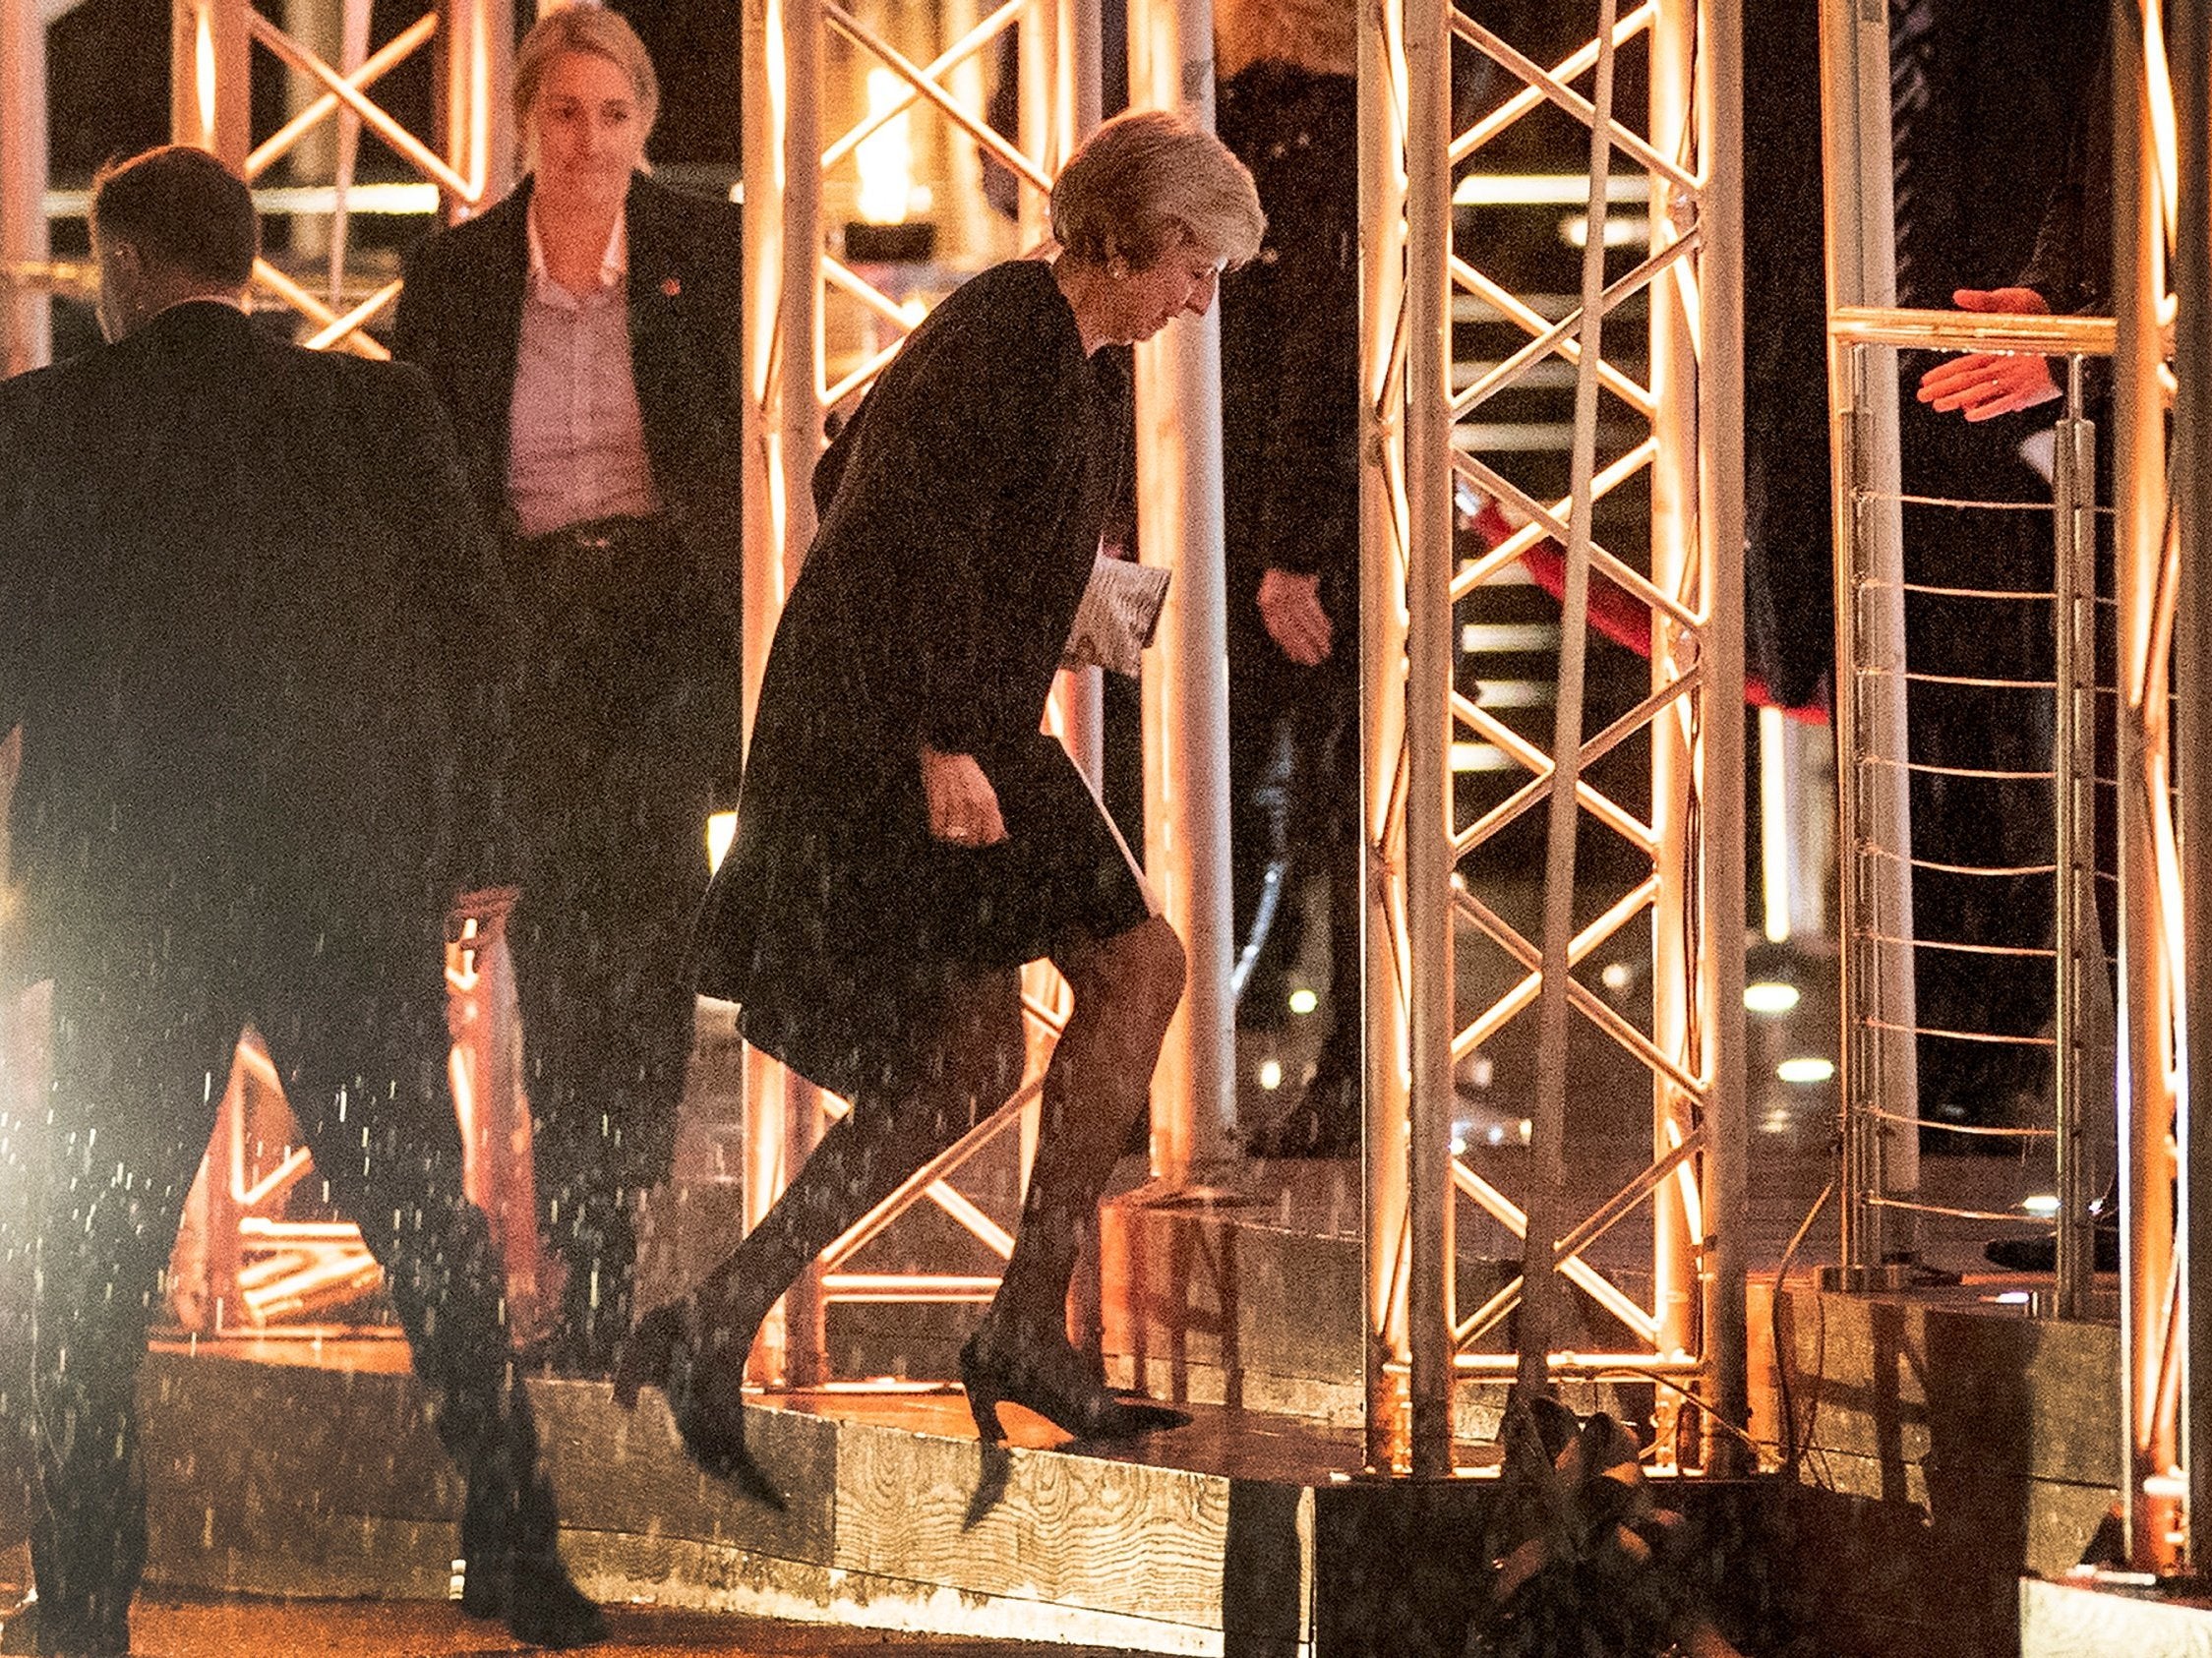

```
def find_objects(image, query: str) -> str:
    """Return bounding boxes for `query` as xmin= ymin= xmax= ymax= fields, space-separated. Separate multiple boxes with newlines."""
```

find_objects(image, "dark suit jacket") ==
xmin=391 ymin=173 xmax=745 ymax=789
xmin=0 ymin=301 xmax=510 ymax=983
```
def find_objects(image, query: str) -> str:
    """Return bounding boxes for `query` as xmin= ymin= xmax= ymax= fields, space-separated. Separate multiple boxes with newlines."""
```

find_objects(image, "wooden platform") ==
xmin=132 ymin=1338 xmax=1823 ymax=1658
xmin=2021 ymin=1575 xmax=2212 ymax=1656
xmin=1756 ymin=1280 xmax=2123 ymax=1658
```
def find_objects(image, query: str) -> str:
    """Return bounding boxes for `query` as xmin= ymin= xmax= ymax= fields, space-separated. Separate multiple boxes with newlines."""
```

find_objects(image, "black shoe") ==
xmin=958 ymin=1327 xmax=1190 ymax=1446
xmin=613 ymin=1300 xmax=785 ymax=1509
xmin=457 ymin=1457 xmax=607 ymax=1649
xmin=1983 ymin=1222 xmax=2122 ymax=1273
xmin=459 ymin=1547 xmax=607 ymax=1649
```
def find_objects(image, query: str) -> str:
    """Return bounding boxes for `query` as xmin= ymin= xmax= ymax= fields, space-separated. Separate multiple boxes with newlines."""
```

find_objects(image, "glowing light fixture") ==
xmin=1257 ymin=1059 xmax=1283 ymax=1091
xmin=1599 ymin=961 xmax=1632 ymax=991
xmin=1287 ymin=987 xmax=1319 ymax=1016
xmin=1776 ymin=1056 xmax=1834 ymax=1085
xmin=2021 ymin=1193 xmax=2061 ymax=1218
xmin=1744 ymin=980 xmax=1801 ymax=1016
xmin=856 ymin=69 xmax=918 ymax=225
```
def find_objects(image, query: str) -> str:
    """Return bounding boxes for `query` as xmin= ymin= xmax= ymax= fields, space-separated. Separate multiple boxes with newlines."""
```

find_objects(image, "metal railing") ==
xmin=1827 ymin=309 xmax=2113 ymax=1317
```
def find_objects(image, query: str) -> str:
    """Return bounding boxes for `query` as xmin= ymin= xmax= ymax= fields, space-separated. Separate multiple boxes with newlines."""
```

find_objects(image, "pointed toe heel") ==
xmin=959 ymin=1330 xmax=1187 ymax=1445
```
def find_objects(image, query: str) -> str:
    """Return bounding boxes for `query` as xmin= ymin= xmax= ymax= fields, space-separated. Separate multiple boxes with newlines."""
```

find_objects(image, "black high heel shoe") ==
xmin=613 ymin=1300 xmax=786 ymax=1510
xmin=959 ymin=1329 xmax=1191 ymax=1445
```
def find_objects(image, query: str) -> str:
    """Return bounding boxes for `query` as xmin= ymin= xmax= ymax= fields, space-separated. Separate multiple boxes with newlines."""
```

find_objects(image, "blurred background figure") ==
xmin=1215 ymin=0 xmax=1363 ymax=1158
xmin=394 ymin=5 xmax=744 ymax=1376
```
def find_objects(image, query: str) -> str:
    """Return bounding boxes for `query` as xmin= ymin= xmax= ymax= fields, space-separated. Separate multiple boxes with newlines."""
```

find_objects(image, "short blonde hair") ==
xmin=514 ymin=5 xmax=660 ymax=137
xmin=1050 ymin=109 xmax=1265 ymax=272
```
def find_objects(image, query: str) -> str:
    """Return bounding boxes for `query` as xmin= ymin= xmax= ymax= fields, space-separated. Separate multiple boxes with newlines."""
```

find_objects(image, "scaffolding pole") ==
xmin=1818 ymin=0 xmax=1920 ymax=1274
xmin=0 ymin=0 xmax=50 ymax=374
xmin=1129 ymin=0 xmax=1234 ymax=1184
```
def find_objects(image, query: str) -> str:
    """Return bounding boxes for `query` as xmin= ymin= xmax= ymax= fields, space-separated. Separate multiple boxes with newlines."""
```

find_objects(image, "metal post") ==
xmin=2112 ymin=0 xmax=2181 ymax=1573
xmin=438 ymin=0 xmax=511 ymax=222
xmin=1398 ymin=0 xmax=1454 ymax=1476
xmin=1356 ymin=0 xmax=1411 ymax=1474
xmin=1647 ymin=0 xmax=1700 ymax=1447
xmin=1695 ymin=0 xmax=1748 ymax=1465
xmin=173 ymin=0 xmax=252 ymax=163
xmin=740 ymin=0 xmax=827 ymax=1386
xmin=2054 ymin=357 xmax=2097 ymax=1321
xmin=2169 ymin=0 xmax=2212 ymax=1570
xmin=1130 ymin=0 xmax=1234 ymax=1184
xmin=1519 ymin=0 xmax=1619 ymax=1404
xmin=0 ymin=0 xmax=51 ymax=374
xmin=1818 ymin=0 xmax=1918 ymax=1273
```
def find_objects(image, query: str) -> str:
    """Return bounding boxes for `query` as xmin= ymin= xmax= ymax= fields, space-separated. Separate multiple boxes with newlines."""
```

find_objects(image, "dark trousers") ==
xmin=28 ymin=872 xmax=517 ymax=1653
xmin=508 ymin=518 xmax=723 ymax=1365
xmin=1227 ymin=621 xmax=1363 ymax=1114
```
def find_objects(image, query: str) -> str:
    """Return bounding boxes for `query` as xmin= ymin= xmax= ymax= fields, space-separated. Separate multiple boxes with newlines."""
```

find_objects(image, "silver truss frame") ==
xmin=1359 ymin=0 xmax=1745 ymax=1473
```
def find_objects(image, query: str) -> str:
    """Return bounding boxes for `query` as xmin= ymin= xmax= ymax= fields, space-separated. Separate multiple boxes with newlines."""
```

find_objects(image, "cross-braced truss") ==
xmin=1359 ymin=0 xmax=1743 ymax=1473
xmin=171 ymin=0 xmax=506 ymax=356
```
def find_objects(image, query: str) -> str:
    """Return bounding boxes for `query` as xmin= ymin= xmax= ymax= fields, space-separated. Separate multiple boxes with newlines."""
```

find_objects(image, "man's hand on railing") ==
xmin=1915 ymin=287 xmax=2063 ymax=422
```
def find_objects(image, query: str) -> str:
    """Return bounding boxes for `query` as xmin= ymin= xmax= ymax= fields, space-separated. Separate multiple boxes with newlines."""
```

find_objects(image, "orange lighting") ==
xmin=855 ymin=69 xmax=920 ymax=225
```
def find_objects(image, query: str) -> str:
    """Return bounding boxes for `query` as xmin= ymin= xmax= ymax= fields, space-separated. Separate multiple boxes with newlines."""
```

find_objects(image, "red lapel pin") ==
xmin=661 ymin=275 xmax=683 ymax=297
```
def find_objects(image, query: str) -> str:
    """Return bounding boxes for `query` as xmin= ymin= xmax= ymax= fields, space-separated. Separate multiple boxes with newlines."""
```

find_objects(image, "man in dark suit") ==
xmin=0 ymin=146 xmax=601 ymax=1655
xmin=392 ymin=7 xmax=744 ymax=1375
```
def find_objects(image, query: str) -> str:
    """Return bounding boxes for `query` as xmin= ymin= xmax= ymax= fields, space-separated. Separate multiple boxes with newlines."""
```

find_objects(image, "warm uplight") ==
xmin=1287 ymin=988 xmax=1319 ymax=1016
xmin=1744 ymin=980 xmax=1801 ymax=1016
xmin=856 ymin=69 xmax=919 ymax=225
xmin=195 ymin=7 xmax=219 ymax=147
xmin=1760 ymin=705 xmax=1793 ymax=943
xmin=1776 ymin=1056 xmax=1835 ymax=1085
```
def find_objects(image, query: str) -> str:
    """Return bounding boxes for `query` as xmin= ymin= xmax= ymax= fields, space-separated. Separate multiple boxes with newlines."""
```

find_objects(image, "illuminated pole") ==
xmin=740 ymin=0 xmax=828 ymax=1385
xmin=173 ymin=0 xmax=251 ymax=162
xmin=2113 ymin=0 xmax=2182 ymax=1575
xmin=1356 ymin=0 xmax=1411 ymax=1473
xmin=1693 ymin=0 xmax=1747 ymax=1463
xmin=2176 ymin=0 xmax=2212 ymax=1570
xmin=1818 ymin=0 xmax=1918 ymax=1274
xmin=0 ymin=0 xmax=49 ymax=374
xmin=1129 ymin=0 xmax=1234 ymax=1183
xmin=438 ymin=0 xmax=511 ymax=222
xmin=1397 ymin=0 xmax=1454 ymax=1474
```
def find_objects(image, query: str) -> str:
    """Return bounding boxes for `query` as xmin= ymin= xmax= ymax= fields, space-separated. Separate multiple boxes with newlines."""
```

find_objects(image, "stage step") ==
xmin=2020 ymin=1575 xmax=2212 ymax=1656
xmin=132 ymin=1342 xmax=1795 ymax=1658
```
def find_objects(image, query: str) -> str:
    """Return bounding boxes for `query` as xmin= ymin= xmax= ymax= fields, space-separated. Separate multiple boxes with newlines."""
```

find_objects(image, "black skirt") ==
xmin=695 ymin=728 xmax=1150 ymax=1102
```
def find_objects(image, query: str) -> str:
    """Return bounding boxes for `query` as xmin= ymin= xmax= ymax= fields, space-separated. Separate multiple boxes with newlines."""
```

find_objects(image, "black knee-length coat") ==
xmin=694 ymin=260 xmax=1146 ymax=1100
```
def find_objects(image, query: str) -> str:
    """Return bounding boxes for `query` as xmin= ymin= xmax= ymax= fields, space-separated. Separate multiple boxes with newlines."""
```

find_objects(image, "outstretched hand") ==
xmin=921 ymin=744 xmax=1008 ymax=847
xmin=1915 ymin=287 xmax=2062 ymax=422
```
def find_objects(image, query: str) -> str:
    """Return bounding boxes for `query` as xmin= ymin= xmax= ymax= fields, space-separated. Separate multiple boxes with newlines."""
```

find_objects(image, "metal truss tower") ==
xmin=1357 ymin=0 xmax=1746 ymax=1473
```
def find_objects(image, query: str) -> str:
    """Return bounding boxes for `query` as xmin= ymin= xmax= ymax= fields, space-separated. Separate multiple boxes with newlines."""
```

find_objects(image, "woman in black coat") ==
xmin=617 ymin=109 xmax=1264 ymax=1491
xmin=391 ymin=7 xmax=744 ymax=1374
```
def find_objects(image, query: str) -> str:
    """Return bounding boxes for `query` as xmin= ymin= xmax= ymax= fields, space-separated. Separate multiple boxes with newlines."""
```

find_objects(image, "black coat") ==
xmin=391 ymin=172 xmax=745 ymax=787
xmin=695 ymin=261 xmax=1140 ymax=1099
xmin=0 ymin=301 xmax=508 ymax=982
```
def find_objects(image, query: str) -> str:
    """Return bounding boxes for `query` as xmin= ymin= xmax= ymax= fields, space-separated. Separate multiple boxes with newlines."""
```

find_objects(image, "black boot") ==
xmin=455 ymin=1388 xmax=606 ymax=1648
